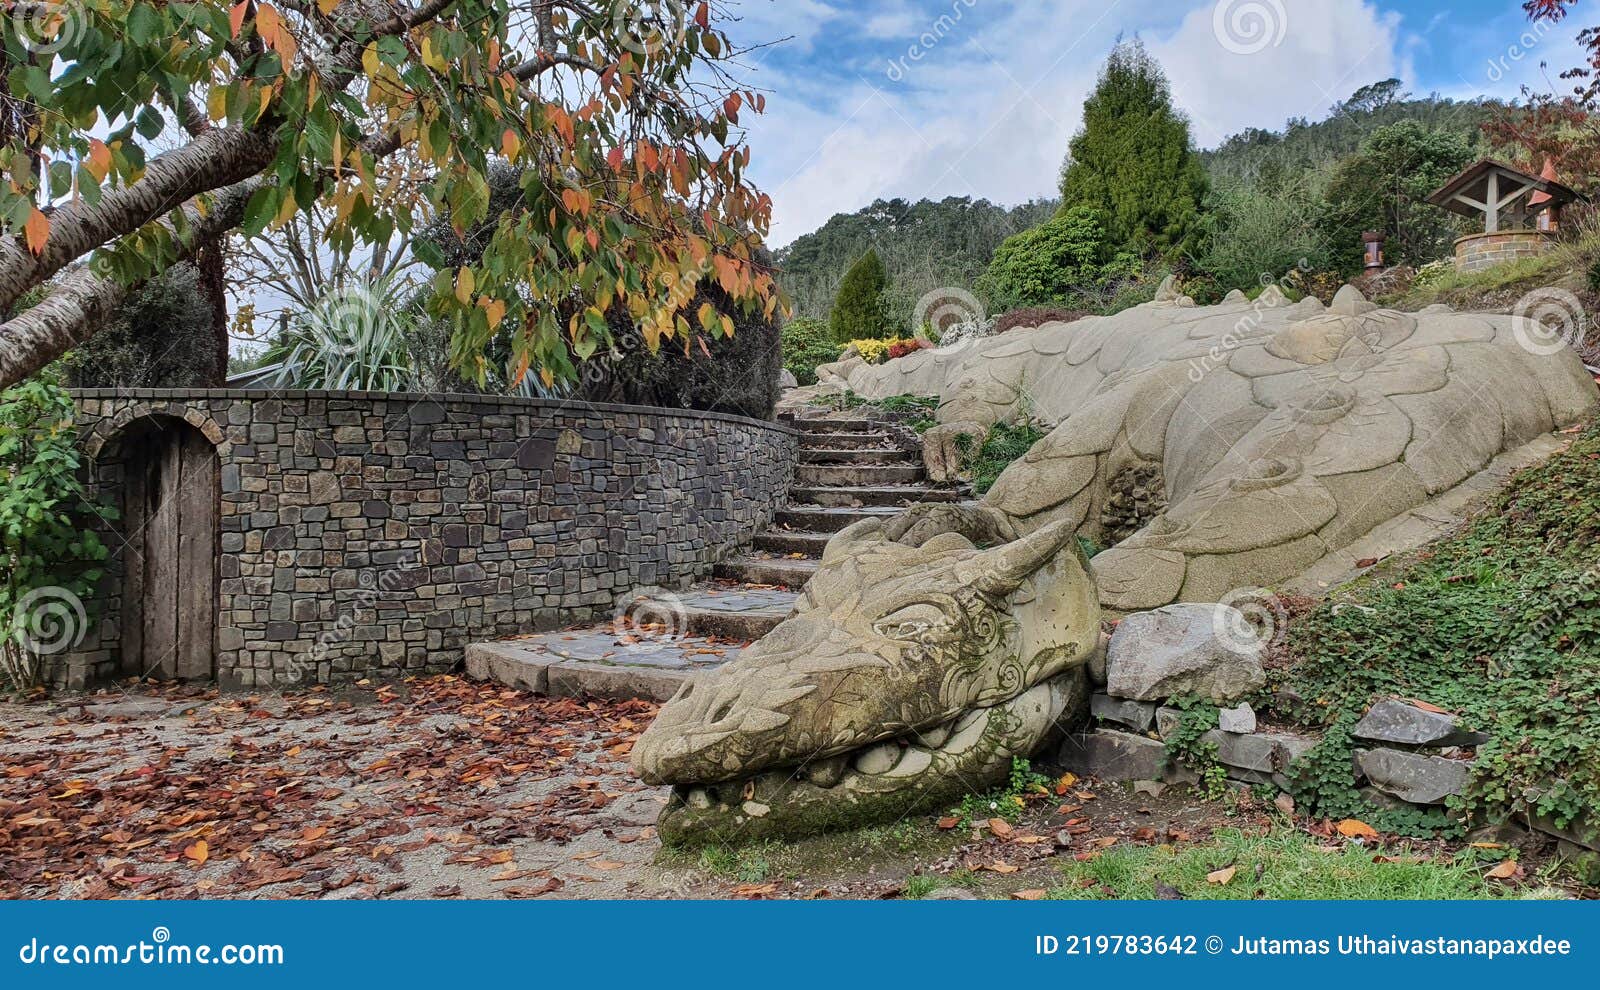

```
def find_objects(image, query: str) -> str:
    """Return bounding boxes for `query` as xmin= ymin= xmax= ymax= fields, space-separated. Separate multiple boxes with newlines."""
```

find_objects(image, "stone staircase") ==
xmin=466 ymin=412 xmax=968 ymax=701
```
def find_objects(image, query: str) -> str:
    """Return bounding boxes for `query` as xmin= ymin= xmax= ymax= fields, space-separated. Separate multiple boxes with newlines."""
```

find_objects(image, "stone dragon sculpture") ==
xmin=635 ymin=281 xmax=1600 ymax=844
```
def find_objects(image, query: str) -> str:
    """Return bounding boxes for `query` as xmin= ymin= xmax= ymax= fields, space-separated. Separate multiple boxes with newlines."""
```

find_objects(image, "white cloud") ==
xmin=732 ymin=0 xmax=1552 ymax=245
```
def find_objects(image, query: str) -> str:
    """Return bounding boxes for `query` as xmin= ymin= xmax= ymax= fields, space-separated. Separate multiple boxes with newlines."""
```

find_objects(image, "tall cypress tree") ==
xmin=1059 ymin=40 xmax=1207 ymax=259
xmin=829 ymin=248 xmax=891 ymax=342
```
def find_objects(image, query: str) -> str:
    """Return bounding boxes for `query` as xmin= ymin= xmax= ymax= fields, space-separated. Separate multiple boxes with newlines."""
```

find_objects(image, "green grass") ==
xmin=961 ymin=420 xmax=1048 ymax=495
xmin=1049 ymin=829 xmax=1507 ymax=900
xmin=1279 ymin=420 xmax=1600 ymax=834
xmin=829 ymin=392 xmax=941 ymax=432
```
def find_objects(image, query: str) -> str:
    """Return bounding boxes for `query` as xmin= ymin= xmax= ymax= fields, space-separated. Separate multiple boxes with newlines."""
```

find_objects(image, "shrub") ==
xmin=266 ymin=273 xmax=421 ymax=391
xmin=992 ymin=307 xmax=1090 ymax=335
xmin=64 ymin=263 xmax=221 ymax=389
xmin=781 ymin=318 xmax=840 ymax=386
xmin=887 ymin=338 xmax=933 ymax=360
xmin=830 ymin=248 xmax=891 ymax=343
xmin=0 ymin=375 xmax=112 ymax=690
xmin=977 ymin=207 xmax=1131 ymax=312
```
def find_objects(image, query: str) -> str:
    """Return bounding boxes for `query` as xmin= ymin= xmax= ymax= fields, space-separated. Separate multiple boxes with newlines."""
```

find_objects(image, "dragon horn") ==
xmin=970 ymin=519 xmax=1079 ymax=597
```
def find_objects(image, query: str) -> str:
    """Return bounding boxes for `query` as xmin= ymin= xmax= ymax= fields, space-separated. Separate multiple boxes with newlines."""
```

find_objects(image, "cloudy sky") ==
xmin=716 ymin=0 xmax=1589 ymax=245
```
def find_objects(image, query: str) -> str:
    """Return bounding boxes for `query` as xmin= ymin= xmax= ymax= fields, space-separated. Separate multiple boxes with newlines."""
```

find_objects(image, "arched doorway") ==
xmin=117 ymin=419 xmax=218 ymax=680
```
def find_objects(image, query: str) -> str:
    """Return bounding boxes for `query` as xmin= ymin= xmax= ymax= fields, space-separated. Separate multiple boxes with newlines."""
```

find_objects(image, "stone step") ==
xmin=800 ymin=447 xmax=915 ymax=465
xmin=774 ymin=505 xmax=905 ymax=533
xmin=793 ymin=417 xmax=877 ymax=433
xmin=799 ymin=433 xmax=897 ymax=450
xmin=656 ymin=584 xmax=797 ymax=640
xmin=789 ymin=485 xmax=966 ymax=508
xmin=796 ymin=463 xmax=926 ymax=487
xmin=466 ymin=630 xmax=743 ymax=703
xmin=752 ymin=531 xmax=832 ymax=556
xmin=713 ymin=554 xmax=820 ymax=588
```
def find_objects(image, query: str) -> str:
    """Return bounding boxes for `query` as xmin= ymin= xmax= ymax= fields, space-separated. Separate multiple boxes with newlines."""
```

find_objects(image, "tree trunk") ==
xmin=194 ymin=238 xmax=230 ymax=386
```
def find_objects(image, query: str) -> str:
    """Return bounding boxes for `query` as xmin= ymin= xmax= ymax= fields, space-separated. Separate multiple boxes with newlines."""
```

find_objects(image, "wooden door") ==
xmin=122 ymin=424 xmax=217 ymax=680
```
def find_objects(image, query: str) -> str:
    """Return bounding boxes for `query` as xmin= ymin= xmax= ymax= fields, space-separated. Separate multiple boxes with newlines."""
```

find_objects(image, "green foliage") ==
xmin=977 ymin=207 xmax=1135 ymax=311
xmin=781 ymin=318 xmax=840 ymax=386
xmin=952 ymin=757 xmax=1051 ymax=827
xmin=0 ymin=376 xmax=112 ymax=689
xmin=1322 ymin=121 xmax=1477 ymax=269
xmin=64 ymin=263 xmax=220 ymax=389
xmin=957 ymin=420 xmax=1049 ymax=495
xmin=777 ymin=196 xmax=1058 ymax=327
xmin=829 ymin=392 xmax=941 ymax=433
xmin=1280 ymin=421 xmax=1600 ymax=834
xmin=264 ymin=274 xmax=421 ymax=391
xmin=830 ymin=249 xmax=891 ymax=343
xmin=1049 ymin=828 xmax=1508 ymax=900
xmin=1058 ymin=41 xmax=1207 ymax=259
xmin=1196 ymin=175 xmax=1335 ymax=291
xmin=1161 ymin=697 xmax=1221 ymax=769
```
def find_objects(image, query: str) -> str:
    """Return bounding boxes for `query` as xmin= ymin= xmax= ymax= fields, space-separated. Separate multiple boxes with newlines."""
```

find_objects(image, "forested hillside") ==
xmin=776 ymin=197 xmax=1057 ymax=325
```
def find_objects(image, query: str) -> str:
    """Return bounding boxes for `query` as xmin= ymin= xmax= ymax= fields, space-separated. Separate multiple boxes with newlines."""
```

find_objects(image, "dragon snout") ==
xmin=631 ymin=616 xmax=870 ymax=785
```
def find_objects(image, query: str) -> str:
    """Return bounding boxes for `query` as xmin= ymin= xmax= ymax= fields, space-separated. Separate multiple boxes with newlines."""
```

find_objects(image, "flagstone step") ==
xmin=656 ymin=584 xmax=797 ymax=640
xmin=789 ymin=485 xmax=966 ymax=508
xmin=713 ymin=553 xmax=820 ymax=588
xmin=774 ymin=505 xmax=906 ymax=532
xmin=799 ymin=432 xmax=898 ymax=450
xmin=752 ymin=531 xmax=832 ymax=556
xmin=792 ymin=417 xmax=879 ymax=433
xmin=800 ymin=448 xmax=915 ymax=465
xmin=466 ymin=630 xmax=737 ymax=703
xmin=796 ymin=463 xmax=926 ymax=487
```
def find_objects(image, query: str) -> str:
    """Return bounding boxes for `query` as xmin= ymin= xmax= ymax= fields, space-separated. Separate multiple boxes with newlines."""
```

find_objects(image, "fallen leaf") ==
xmin=1485 ymin=860 xmax=1521 ymax=880
xmin=592 ymin=860 xmax=626 ymax=871
xmin=1206 ymin=866 xmax=1238 ymax=885
xmin=1337 ymin=819 xmax=1378 ymax=839
xmin=301 ymin=826 xmax=329 ymax=842
xmin=1273 ymin=792 xmax=1296 ymax=817
xmin=936 ymin=817 xmax=959 ymax=830
xmin=984 ymin=862 xmax=1019 ymax=874
xmin=987 ymin=818 xmax=1014 ymax=839
xmin=182 ymin=840 xmax=208 ymax=865
xmin=1010 ymin=889 xmax=1048 ymax=900
xmin=1087 ymin=836 xmax=1118 ymax=849
xmin=1055 ymin=773 xmax=1078 ymax=795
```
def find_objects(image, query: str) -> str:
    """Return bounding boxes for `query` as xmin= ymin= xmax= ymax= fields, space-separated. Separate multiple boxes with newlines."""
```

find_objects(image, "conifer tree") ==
xmin=1059 ymin=40 xmax=1208 ymax=258
xmin=830 ymin=249 xmax=891 ymax=342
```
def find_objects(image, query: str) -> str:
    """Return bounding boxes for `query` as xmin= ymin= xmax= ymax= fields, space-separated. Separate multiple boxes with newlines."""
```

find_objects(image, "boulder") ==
xmin=1356 ymin=748 xmax=1471 ymax=806
xmin=778 ymin=368 xmax=799 ymax=389
xmin=1353 ymin=699 xmax=1489 ymax=748
xmin=1106 ymin=604 xmax=1267 ymax=703
xmin=1090 ymin=693 xmax=1157 ymax=733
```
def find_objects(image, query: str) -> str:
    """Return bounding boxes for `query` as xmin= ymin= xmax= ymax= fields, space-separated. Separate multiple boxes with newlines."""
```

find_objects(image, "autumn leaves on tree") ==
xmin=0 ymin=1 xmax=782 ymax=390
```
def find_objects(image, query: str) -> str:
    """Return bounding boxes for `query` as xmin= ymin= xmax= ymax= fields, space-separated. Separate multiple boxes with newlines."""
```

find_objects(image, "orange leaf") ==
xmin=1010 ymin=889 xmax=1048 ymax=900
xmin=1206 ymin=866 xmax=1238 ymax=885
xmin=85 ymin=139 xmax=112 ymax=183
xmin=1337 ymin=819 xmax=1379 ymax=839
xmin=183 ymin=840 xmax=209 ymax=864
xmin=23 ymin=208 xmax=48 ymax=255
xmin=984 ymin=862 xmax=1019 ymax=874
xmin=1485 ymin=860 xmax=1521 ymax=880
xmin=1403 ymin=698 xmax=1450 ymax=715
xmin=936 ymin=817 xmax=959 ymax=830
xmin=1055 ymin=773 xmax=1078 ymax=796
xmin=230 ymin=1 xmax=249 ymax=38
xmin=301 ymin=825 xmax=328 ymax=841
xmin=987 ymin=818 xmax=1014 ymax=839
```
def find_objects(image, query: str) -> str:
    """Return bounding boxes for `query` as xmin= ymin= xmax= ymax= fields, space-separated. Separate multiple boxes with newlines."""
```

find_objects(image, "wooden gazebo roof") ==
xmin=1426 ymin=158 xmax=1580 ymax=231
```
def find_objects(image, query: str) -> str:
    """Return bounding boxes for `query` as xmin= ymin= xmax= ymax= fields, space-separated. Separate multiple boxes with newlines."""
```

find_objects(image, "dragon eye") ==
xmin=873 ymin=603 xmax=949 ymax=640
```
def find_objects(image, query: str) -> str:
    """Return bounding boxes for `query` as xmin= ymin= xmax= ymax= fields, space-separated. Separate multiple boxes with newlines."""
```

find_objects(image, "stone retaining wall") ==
xmin=59 ymin=390 xmax=796 ymax=689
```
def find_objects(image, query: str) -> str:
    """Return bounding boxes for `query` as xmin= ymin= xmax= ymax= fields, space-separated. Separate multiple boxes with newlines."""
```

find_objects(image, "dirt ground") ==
xmin=0 ymin=676 xmax=1529 ymax=900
